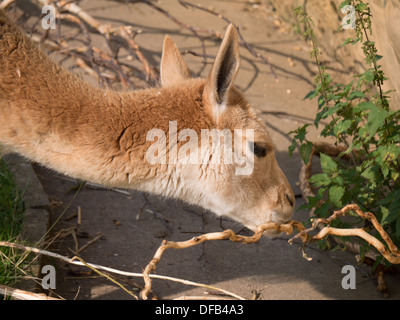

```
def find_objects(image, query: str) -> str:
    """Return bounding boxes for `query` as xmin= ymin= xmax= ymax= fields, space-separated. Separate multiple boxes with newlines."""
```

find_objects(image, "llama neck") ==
xmin=0 ymin=63 xmax=208 ymax=190
xmin=0 ymin=10 xmax=214 ymax=199
xmin=0 ymin=14 xmax=108 ymax=183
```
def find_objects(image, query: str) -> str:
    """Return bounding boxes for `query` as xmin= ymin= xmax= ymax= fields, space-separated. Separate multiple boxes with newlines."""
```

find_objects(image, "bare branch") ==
xmin=0 ymin=284 xmax=60 ymax=300
xmin=0 ymin=240 xmax=245 ymax=300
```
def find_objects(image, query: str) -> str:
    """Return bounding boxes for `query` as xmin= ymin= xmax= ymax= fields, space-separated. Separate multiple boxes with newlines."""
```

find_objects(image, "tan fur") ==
xmin=0 ymin=11 xmax=294 ymax=234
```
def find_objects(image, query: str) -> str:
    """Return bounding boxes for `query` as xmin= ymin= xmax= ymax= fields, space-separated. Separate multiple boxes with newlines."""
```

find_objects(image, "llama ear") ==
xmin=160 ymin=35 xmax=191 ymax=87
xmin=205 ymin=24 xmax=240 ymax=120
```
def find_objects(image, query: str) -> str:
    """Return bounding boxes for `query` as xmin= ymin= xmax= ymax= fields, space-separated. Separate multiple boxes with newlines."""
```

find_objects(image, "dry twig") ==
xmin=141 ymin=204 xmax=400 ymax=299
xmin=0 ymin=240 xmax=245 ymax=300
xmin=0 ymin=284 xmax=60 ymax=300
xmin=292 ymin=204 xmax=400 ymax=264
xmin=140 ymin=221 xmax=306 ymax=300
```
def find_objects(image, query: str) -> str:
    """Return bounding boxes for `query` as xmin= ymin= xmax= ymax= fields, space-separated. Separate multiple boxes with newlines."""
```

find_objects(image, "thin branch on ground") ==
xmin=141 ymin=204 xmax=400 ymax=299
xmin=0 ymin=240 xmax=245 ymax=300
xmin=141 ymin=221 xmax=304 ymax=299
xmin=0 ymin=284 xmax=60 ymax=300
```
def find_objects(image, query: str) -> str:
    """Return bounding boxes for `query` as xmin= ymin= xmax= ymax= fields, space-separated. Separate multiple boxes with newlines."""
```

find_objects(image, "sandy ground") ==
xmin=13 ymin=0 xmax=400 ymax=299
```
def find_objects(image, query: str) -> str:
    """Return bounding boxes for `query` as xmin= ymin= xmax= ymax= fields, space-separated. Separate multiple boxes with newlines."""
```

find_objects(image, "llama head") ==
xmin=157 ymin=25 xmax=294 ymax=236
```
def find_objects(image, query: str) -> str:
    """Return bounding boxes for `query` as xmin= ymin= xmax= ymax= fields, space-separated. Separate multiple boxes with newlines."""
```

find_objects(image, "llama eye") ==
xmin=252 ymin=142 xmax=268 ymax=158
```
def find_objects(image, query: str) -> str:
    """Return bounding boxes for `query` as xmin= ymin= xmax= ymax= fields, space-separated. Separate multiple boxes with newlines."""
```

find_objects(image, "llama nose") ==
xmin=285 ymin=193 xmax=295 ymax=208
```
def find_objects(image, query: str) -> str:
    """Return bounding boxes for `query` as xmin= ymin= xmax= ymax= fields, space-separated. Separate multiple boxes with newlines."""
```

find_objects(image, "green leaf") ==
xmin=383 ymin=144 xmax=400 ymax=163
xmin=362 ymin=69 xmax=375 ymax=83
xmin=343 ymin=37 xmax=354 ymax=46
xmin=318 ymin=95 xmax=326 ymax=110
xmin=342 ymin=81 xmax=354 ymax=96
xmin=323 ymin=103 xmax=344 ymax=118
xmin=334 ymin=119 xmax=352 ymax=136
xmin=315 ymin=201 xmax=331 ymax=218
xmin=348 ymin=91 xmax=365 ymax=100
xmin=356 ymin=3 xmax=368 ymax=11
xmin=367 ymin=107 xmax=388 ymax=136
xmin=304 ymin=89 xmax=317 ymax=100
xmin=380 ymin=207 xmax=390 ymax=225
xmin=300 ymin=141 xmax=314 ymax=164
xmin=354 ymin=101 xmax=374 ymax=112
xmin=380 ymin=206 xmax=400 ymax=226
xmin=329 ymin=185 xmax=345 ymax=207
xmin=309 ymin=173 xmax=331 ymax=187
xmin=361 ymin=164 xmax=379 ymax=182
xmin=358 ymin=126 xmax=370 ymax=140
xmin=339 ymin=0 xmax=351 ymax=9
xmin=288 ymin=139 xmax=297 ymax=157
xmin=289 ymin=124 xmax=310 ymax=143
xmin=331 ymin=173 xmax=345 ymax=186
xmin=338 ymin=141 xmax=355 ymax=158
xmin=320 ymin=153 xmax=338 ymax=174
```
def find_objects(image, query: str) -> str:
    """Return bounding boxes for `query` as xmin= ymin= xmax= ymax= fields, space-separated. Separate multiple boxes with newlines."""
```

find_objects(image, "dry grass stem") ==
xmin=74 ymin=233 xmax=103 ymax=255
xmin=0 ymin=284 xmax=60 ymax=300
xmin=0 ymin=240 xmax=244 ymax=300
xmin=71 ymin=256 xmax=138 ymax=299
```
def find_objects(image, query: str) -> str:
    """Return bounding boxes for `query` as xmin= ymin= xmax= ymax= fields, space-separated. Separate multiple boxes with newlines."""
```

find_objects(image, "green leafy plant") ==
xmin=290 ymin=1 xmax=400 ymax=264
xmin=0 ymin=158 xmax=26 ymax=288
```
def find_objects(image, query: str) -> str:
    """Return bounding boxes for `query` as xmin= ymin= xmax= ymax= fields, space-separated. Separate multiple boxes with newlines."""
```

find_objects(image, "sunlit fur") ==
xmin=0 ymin=10 xmax=294 ymax=235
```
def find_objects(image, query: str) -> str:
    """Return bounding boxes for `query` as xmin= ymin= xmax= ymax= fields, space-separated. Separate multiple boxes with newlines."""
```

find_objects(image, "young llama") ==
xmin=0 ymin=10 xmax=294 ymax=236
